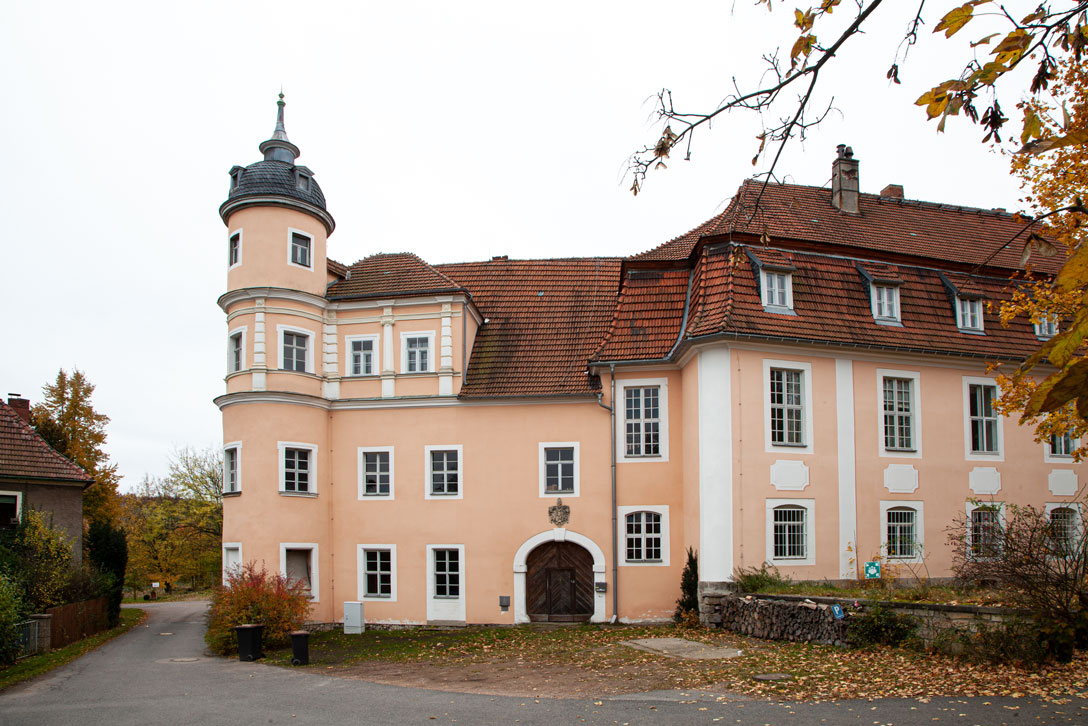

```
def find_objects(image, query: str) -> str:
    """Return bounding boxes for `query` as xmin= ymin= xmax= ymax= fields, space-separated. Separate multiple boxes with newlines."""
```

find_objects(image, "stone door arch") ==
xmin=512 ymin=529 xmax=607 ymax=624
xmin=525 ymin=542 xmax=594 ymax=622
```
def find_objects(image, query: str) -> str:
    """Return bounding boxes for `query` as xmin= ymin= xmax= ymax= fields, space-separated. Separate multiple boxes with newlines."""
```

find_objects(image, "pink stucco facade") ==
xmin=217 ymin=106 xmax=1084 ymax=625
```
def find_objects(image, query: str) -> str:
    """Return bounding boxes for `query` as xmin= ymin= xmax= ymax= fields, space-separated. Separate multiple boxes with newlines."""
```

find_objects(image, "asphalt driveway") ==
xmin=0 ymin=601 xmax=1084 ymax=725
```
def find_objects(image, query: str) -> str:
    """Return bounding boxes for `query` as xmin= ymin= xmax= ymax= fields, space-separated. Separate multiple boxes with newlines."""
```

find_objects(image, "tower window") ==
xmin=228 ymin=232 xmax=241 ymax=268
xmin=290 ymin=232 xmax=312 ymax=268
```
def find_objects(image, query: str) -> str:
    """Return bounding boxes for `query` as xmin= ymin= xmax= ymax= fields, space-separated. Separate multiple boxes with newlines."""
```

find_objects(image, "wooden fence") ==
xmin=45 ymin=597 xmax=110 ymax=649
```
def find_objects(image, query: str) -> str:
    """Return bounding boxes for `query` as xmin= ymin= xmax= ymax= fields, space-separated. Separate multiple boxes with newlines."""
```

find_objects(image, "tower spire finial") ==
xmin=259 ymin=92 xmax=300 ymax=163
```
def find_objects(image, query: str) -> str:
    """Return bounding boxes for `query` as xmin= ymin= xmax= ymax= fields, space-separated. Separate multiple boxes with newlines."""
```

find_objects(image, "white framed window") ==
xmin=766 ymin=498 xmax=815 ymax=566
xmin=762 ymin=270 xmax=794 ymax=310
xmin=358 ymin=544 xmax=396 ymax=601
xmin=222 ymin=542 xmax=242 ymax=584
xmin=400 ymin=332 xmax=434 ymax=373
xmin=876 ymin=369 xmax=921 ymax=457
xmin=1046 ymin=503 xmax=1080 ymax=555
xmin=1049 ymin=432 xmax=1076 ymax=459
xmin=880 ymin=501 xmax=924 ymax=562
xmin=0 ymin=491 xmax=22 ymax=530
xmin=287 ymin=228 xmax=313 ymax=269
xmin=278 ymin=441 xmax=317 ymax=495
xmin=539 ymin=442 xmax=579 ymax=497
xmin=963 ymin=378 xmax=1002 ymax=459
xmin=763 ymin=360 xmax=813 ymax=453
xmin=426 ymin=544 xmax=466 ymax=622
xmin=1035 ymin=314 xmax=1058 ymax=339
xmin=228 ymin=328 xmax=246 ymax=374
xmin=228 ymin=230 xmax=242 ymax=269
xmin=872 ymin=284 xmax=900 ymax=322
xmin=223 ymin=442 xmax=241 ymax=494
xmin=277 ymin=325 xmax=315 ymax=373
xmin=358 ymin=446 xmax=394 ymax=499
xmin=432 ymin=548 xmax=461 ymax=598
xmin=618 ymin=505 xmax=671 ymax=566
xmin=956 ymin=296 xmax=984 ymax=332
xmin=280 ymin=543 xmax=319 ymax=601
xmin=966 ymin=502 xmax=1004 ymax=559
xmin=345 ymin=334 xmax=379 ymax=377
xmin=616 ymin=378 xmax=670 ymax=462
xmin=424 ymin=445 xmax=462 ymax=499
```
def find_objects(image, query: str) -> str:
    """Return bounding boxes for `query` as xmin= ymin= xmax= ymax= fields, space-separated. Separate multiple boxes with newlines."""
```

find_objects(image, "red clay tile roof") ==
xmin=436 ymin=258 xmax=622 ymax=397
xmin=327 ymin=258 xmax=348 ymax=279
xmin=328 ymin=252 xmax=464 ymax=300
xmin=0 ymin=403 xmax=92 ymax=485
xmin=591 ymin=268 xmax=689 ymax=362
xmin=631 ymin=179 xmax=1055 ymax=274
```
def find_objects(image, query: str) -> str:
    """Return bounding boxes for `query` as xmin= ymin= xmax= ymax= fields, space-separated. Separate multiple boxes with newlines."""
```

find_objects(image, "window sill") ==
xmin=223 ymin=490 xmax=242 ymax=498
xmin=433 ymin=595 xmax=460 ymax=600
xmin=344 ymin=374 xmax=379 ymax=379
xmin=398 ymin=370 xmax=437 ymax=376
xmin=771 ymin=442 xmax=808 ymax=449
xmin=968 ymin=451 xmax=1001 ymax=456
xmin=279 ymin=491 xmax=318 ymax=498
xmin=364 ymin=594 xmax=391 ymax=599
xmin=361 ymin=493 xmax=393 ymax=498
xmin=762 ymin=305 xmax=797 ymax=316
xmin=429 ymin=492 xmax=460 ymax=498
xmin=884 ymin=448 xmax=917 ymax=454
xmin=957 ymin=328 xmax=986 ymax=336
xmin=544 ymin=490 xmax=576 ymax=496
xmin=874 ymin=318 xmax=903 ymax=327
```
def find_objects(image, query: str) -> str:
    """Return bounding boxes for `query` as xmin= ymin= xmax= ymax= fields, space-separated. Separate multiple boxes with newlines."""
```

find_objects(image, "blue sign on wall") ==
xmin=831 ymin=604 xmax=844 ymax=620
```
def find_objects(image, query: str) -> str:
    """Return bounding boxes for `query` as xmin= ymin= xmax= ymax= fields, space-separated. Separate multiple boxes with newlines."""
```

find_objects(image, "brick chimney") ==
xmin=881 ymin=184 xmax=904 ymax=199
xmin=6 ymin=394 xmax=30 ymax=424
xmin=831 ymin=144 xmax=860 ymax=214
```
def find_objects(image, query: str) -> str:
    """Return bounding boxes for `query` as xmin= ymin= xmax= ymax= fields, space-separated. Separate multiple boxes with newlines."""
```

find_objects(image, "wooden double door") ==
xmin=526 ymin=542 xmax=594 ymax=622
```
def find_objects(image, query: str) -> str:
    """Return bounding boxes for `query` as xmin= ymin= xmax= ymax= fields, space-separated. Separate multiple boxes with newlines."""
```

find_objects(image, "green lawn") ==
xmin=0 ymin=608 xmax=146 ymax=691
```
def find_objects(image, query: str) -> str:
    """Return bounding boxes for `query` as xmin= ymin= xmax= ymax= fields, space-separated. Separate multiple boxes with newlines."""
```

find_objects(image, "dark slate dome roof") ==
xmin=226 ymin=160 xmax=328 ymax=210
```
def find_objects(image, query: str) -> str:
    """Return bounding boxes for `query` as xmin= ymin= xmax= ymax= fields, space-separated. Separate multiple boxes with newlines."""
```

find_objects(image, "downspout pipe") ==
xmin=596 ymin=364 xmax=618 ymax=623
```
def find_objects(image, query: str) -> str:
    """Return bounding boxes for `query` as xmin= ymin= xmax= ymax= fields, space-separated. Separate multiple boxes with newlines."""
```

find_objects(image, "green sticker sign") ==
xmin=864 ymin=561 xmax=881 ymax=579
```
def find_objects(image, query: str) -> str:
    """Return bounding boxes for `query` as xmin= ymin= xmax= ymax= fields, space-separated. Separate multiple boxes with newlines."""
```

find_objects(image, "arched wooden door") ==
xmin=525 ymin=542 xmax=594 ymax=622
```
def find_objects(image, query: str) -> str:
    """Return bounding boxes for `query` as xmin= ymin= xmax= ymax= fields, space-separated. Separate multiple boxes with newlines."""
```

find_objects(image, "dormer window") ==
xmin=872 ymin=284 xmax=900 ymax=322
xmin=762 ymin=270 xmax=793 ymax=310
xmin=296 ymin=173 xmax=311 ymax=191
xmin=957 ymin=297 xmax=983 ymax=332
xmin=229 ymin=166 xmax=243 ymax=192
xmin=1035 ymin=314 xmax=1058 ymax=339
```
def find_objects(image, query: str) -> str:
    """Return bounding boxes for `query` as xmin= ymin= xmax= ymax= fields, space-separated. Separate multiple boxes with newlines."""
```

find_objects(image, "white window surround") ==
xmin=344 ymin=334 xmax=380 ymax=377
xmin=0 ymin=490 xmax=22 ymax=528
xmin=965 ymin=501 xmax=1005 ymax=558
xmin=424 ymin=444 xmax=463 ymax=500
xmin=399 ymin=331 xmax=436 ymax=373
xmin=426 ymin=544 xmax=467 ymax=623
xmin=956 ymin=296 xmax=985 ymax=332
xmin=1034 ymin=315 xmax=1058 ymax=339
xmin=617 ymin=505 xmax=671 ymax=566
xmin=761 ymin=269 xmax=794 ymax=311
xmin=357 ymin=446 xmax=395 ymax=500
xmin=880 ymin=500 xmax=925 ymax=564
xmin=765 ymin=498 xmax=815 ymax=566
xmin=279 ymin=542 xmax=319 ymax=601
xmin=762 ymin=359 xmax=814 ymax=454
xmin=871 ymin=283 xmax=901 ymax=323
xmin=962 ymin=377 xmax=1004 ymax=461
xmin=1045 ymin=502 xmax=1082 ymax=548
xmin=222 ymin=542 xmax=242 ymax=584
xmin=1044 ymin=433 xmax=1080 ymax=463
xmin=876 ymin=369 xmax=922 ymax=458
xmin=223 ymin=441 xmax=242 ymax=494
xmin=357 ymin=544 xmax=397 ymax=602
xmin=228 ymin=229 xmax=243 ymax=270
xmin=538 ymin=442 xmax=580 ymax=498
xmin=277 ymin=441 xmax=317 ymax=496
xmin=286 ymin=227 xmax=314 ymax=270
xmin=277 ymin=324 xmax=316 ymax=373
xmin=615 ymin=378 xmax=670 ymax=463
xmin=228 ymin=327 xmax=247 ymax=374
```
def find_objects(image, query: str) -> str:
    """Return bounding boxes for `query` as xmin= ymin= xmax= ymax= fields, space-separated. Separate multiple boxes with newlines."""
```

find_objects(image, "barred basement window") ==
xmin=769 ymin=368 xmax=805 ymax=446
xmin=433 ymin=549 xmax=460 ymax=598
xmin=624 ymin=386 xmax=660 ymax=457
xmin=970 ymin=507 xmax=1001 ymax=558
xmin=363 ymin=549 xmax=392 ymax=597
xmin=1049 ymin=507 xmax=1077 ymax=555
xmin=886 ymin=507 xmax=917 ymax=559
xmin=625 ymin=511 xmax=662 ymax=562
xmin=773 ymin=505 xmax=807 ymax=559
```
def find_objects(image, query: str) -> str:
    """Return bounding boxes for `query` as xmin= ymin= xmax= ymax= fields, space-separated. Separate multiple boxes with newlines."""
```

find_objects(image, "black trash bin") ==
xmin=290 ymin=630 xmax=310 ymax=666
xmin=235 ymin=623 xmax=265 ymax=661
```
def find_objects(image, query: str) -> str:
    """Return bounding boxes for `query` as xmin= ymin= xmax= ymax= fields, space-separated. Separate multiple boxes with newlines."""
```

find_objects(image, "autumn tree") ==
xmin=31 ymin=369 xmax=120 ymax=524
xmin=630 ymin=1 xmax=1088 ymax=445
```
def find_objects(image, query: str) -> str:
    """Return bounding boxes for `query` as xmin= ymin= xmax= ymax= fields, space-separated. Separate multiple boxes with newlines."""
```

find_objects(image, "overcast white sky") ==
xmin=1 ymin=1 xmax=1035 ymax=490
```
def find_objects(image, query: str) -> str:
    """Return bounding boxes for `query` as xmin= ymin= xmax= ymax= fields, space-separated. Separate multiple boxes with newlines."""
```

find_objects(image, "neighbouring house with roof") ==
xmin=0 ymin=395 xmax=92 ymax=563
xmin=216 ymin=99 xmax=1085 ymax=625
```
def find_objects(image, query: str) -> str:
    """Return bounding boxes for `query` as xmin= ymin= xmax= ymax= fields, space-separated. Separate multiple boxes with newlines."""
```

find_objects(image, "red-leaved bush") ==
xmin=205 ymin=562 xmax=311 ymax=655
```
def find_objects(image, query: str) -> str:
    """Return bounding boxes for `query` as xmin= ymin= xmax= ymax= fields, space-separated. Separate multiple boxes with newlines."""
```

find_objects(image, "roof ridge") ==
xmin=0 ymin=402 xmax=92 ymax=483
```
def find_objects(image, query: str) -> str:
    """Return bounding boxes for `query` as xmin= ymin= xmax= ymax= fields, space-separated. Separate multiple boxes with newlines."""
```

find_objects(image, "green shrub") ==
xmin=733 ymin=562 xmax=789 ymax=593
xmin=205 ymin=562 xmax=310 ymax=656
xmin=5 ymin=510 xmax=73 ymax=613
xmin=847 ymin=605 xmax=917 ymax=647
xmin=673 ymin=548 xmax=699 ymax=621
xmin=0 ymin=573 xmax=23 ymax=665
xmin=86 ymin=519 xmax=127 ymax=626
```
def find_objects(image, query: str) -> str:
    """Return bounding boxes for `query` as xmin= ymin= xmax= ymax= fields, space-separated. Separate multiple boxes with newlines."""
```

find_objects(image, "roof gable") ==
xmin=0 ymin=403 xmax=93 ymax=485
